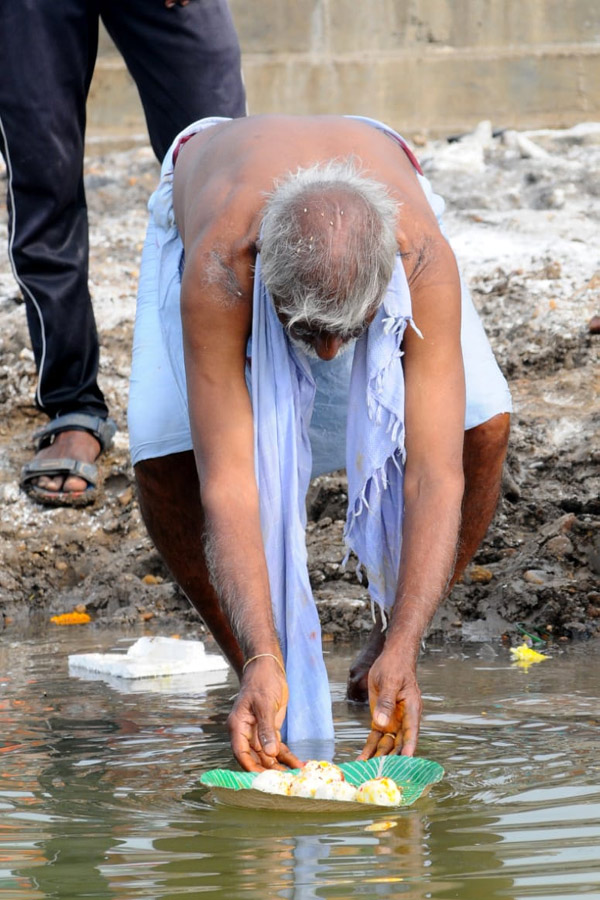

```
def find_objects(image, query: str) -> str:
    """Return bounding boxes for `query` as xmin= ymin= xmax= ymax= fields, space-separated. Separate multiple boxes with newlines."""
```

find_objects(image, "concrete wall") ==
xmin=89 ymin=0 xmax=600 ymax=139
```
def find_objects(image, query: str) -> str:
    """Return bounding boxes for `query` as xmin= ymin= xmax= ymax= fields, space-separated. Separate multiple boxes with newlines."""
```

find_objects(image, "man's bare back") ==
xmin=173 ymin=115 xmax=442 ymax=309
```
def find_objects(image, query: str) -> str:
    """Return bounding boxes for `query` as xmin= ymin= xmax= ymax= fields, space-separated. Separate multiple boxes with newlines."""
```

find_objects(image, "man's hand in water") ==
xmin=227 ymin=655 xmax=302 ymax=771
xmin=357 ymin=647 xmax=422 ymax=760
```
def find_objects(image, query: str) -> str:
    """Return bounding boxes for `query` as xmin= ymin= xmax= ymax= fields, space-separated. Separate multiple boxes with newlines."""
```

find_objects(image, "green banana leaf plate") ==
xmin=199 ymin=755 xmax=444 ymax=813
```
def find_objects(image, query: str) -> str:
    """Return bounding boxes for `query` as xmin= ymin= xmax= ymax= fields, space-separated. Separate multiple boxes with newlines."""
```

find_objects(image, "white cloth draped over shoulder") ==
xmin=143 ymin=116 xmax=421 ymax=745
xmin=251 ymin=252 xmax=420 ymax=745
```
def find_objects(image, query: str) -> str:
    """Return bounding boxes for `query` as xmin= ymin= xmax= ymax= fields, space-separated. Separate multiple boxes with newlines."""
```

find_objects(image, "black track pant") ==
xmin=0 ymin=0 xmax=246 ymax=419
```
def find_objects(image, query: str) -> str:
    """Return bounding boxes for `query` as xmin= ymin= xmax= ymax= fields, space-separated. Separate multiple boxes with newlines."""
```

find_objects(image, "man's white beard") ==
xmin=288 ymin=335 xmax=356 ymax=360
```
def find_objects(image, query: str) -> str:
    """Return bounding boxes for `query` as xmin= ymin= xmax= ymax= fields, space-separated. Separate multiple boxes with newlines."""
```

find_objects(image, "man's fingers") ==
xmin=232 ymin=743 xmax=264 ymax=772
xmin=276 ymin=742 xmax=303 ymax=769
xmin=371 ymin=689 xmax=400 ymax=731
xmin=229 ymin=713 xmax=270 ymax=771
xmin=399 ymin=725 xmax=418 ymax=756
xmin=398 ymin=696 xmax=421 ymax=756
xmin=246 ymin=735 xmax=300 ymax=770
xmin=232 ymin=729 xmax=281 ymax=772
xmin=356 ymin=728 xmax=383 ymax=761
xmin=233 ymin=737 xmax=301 ymax=773
xmin=373 ymin=732 xmax=397 ymax=757
xmin=256 ymin=724 xmax=279 ymax=757
xmin=245 ymin=723 xmax=280 ymax=761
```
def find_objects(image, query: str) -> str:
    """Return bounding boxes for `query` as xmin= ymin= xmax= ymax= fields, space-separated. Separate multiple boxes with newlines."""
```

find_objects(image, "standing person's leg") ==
xmin=0 ymin=0 xmax=115 ymax=505
xmin=101 ymin=0 xmax=246 ymax=162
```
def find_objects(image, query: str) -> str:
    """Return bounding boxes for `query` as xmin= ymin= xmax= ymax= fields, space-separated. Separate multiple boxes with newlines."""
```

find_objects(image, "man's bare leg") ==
xmin=134 ymin=451 xmax=244 ymax=676
xmin=347 ymin=412 xmax=510 ymax=701
xmin=447 ymin=412 xmax=511 ymax=592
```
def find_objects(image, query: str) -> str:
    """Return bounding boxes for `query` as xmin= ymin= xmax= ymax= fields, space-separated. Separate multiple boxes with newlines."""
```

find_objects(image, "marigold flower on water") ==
xmin=50 ymin=611 xmax=91 ymax=626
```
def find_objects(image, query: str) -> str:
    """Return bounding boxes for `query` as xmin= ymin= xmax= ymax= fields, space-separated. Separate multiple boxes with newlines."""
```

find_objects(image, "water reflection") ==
xmin=145 ymin=807 xmax=428 ymax=899
xmin=1 ymin=632 xmax=599 ymax=898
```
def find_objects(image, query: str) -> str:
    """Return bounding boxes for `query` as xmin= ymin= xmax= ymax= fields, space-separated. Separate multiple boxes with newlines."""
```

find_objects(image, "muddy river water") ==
xmin=1 ymin=631 xmax=599 ymax=899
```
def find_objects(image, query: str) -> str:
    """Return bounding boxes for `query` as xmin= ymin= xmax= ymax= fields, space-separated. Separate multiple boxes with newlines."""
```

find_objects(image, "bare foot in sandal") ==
xmin=34 ymin=430 xmax=102 ymax=495
xmin=20 ymin=413 xmax=116 ymax=507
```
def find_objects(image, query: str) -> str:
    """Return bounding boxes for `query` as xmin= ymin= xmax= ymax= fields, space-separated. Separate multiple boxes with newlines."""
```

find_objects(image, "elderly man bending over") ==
xmin=128 ymin=114 xmax=511 ymax=771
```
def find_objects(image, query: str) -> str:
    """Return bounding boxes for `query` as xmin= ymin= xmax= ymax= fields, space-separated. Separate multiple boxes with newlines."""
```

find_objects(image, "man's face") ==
xmin=278 ymin=310 xmax=378 ymax=361
xmin=286 ymin=323 xmax=360 ymax=360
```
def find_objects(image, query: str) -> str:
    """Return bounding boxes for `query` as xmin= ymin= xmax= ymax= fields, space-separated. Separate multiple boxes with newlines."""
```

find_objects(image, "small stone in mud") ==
xmin=538 ymin=260 xmax=562 ymax=279
xmin=466 ymin=565 xmax=493 ymax=584
xmin=544 ymin=535 xmax=574 ymax=558
xmin=310 ymin=570 xmax=326 ymax=586
xmin=118 ymin=486 xmax=134 ymax=506
xmin=540 ymin=513 xmax=577 ymax=538
xmin=523 ymin=569 xmax=547 ymax=585
xmin=141 ymin=573 xmax=163 ymax=585
xmin=501 ymin=468 xmax=521 ymax=502
xmin=589 ymin=315 xmax=600 ymax=334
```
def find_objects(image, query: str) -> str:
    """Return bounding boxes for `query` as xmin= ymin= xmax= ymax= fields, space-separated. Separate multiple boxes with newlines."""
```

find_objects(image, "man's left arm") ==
xmin=359 ymin=236 xmax=465 ymax=759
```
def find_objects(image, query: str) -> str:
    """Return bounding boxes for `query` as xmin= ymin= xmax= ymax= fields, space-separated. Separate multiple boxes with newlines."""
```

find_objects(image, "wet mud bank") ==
xmin=0 ymin=123 xmax=598 ymax=645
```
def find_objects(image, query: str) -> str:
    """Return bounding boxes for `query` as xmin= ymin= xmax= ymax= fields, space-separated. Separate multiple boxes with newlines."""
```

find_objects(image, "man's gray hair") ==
xmin=260 ymin=158 xmax=398 ymax=337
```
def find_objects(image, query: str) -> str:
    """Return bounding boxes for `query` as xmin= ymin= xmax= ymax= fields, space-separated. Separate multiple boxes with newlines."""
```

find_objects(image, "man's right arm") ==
xmin=181 ymin=236 xmax=275 ymax=654
xmin=180 ymin=233 xmax=299 ymax=770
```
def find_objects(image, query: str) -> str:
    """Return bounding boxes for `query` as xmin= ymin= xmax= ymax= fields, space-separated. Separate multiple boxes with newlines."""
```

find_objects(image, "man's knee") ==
xmin=463 ymin=413 xmax=510 ymax=481
xmin=465 ymin=412 xmax=510 ymax=458
xmin=134 ymin=451 xmax=198 ymax=504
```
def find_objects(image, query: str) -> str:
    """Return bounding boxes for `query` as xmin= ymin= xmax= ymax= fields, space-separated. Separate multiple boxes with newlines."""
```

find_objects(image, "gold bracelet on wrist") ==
xmin=242 ymin=652 xmax=286 ymax=677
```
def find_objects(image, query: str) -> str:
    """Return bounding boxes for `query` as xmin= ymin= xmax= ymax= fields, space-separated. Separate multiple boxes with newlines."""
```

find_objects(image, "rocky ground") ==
xmin=0 ymin=121 xmax=598 ymax=647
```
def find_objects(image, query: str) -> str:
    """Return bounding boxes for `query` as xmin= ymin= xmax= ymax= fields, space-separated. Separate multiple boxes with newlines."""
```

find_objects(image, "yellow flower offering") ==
xmin=510 ymin=643 xmax=548 ymax=665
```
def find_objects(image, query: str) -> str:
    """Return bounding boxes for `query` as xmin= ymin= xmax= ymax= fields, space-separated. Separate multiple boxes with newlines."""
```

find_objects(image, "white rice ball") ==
xmin=289 ymin=773 xmax=324 ymax=798
xmin=355 ymin=777 xmax=402 ymax=806
xmin=314 ymin=780 xmax=358 ymax=802
xmin=252 ymin=769 xmax=295 ymax=796
xmin=297 ymin=760 xmax=345 ymax=784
